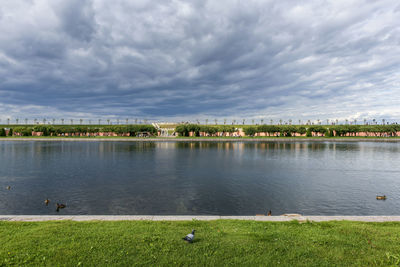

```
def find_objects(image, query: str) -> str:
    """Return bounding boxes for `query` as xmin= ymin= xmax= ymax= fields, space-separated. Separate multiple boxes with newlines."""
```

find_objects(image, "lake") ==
xmin=1 ymin=141 xmax=399 ymax=215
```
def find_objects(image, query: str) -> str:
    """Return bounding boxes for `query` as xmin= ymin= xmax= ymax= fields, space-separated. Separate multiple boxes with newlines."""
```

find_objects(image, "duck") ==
xmin=376 ymin=195 xmax=386 ymax=200
xmin=267 ymin=210 xmax=272 ymax=216
xmin=44 ymin=199 xmax=50 ymax=206
xmin=6 ymin=186 xmax=11 ymax=190
xmin=56 ymin=203 xmax=66 ymax=212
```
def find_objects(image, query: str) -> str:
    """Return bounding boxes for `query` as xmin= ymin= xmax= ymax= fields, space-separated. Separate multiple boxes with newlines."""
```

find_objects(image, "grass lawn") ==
xmin=1 ymin=220 xmax=400 ymax=266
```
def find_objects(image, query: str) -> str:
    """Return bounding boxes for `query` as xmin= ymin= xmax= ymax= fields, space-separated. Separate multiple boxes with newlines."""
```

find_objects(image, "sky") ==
xmin=0 ymin=0 xmax=400 ymax=124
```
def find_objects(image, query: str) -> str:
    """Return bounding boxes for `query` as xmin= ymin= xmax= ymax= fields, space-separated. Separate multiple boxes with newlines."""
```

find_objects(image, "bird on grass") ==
xmin=44 ymin=199 xmax=50 ymax=206
xmin=6 ymin=186 xmax=11 ymax=190
xmin=56 ymin=203 xmax=66 ymax=212
xmin=267 ymin=210 xmax=272 ymax=216
xmin=183 ymin=230 xmax=196 ymax=243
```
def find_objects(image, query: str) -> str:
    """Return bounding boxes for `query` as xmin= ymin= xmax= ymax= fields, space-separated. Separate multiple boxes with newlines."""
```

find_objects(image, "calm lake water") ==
xmin=1 ymin=141 xmax=400 ymax=215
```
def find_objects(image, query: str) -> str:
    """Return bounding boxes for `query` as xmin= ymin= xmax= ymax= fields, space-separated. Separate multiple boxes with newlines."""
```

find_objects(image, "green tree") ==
xmin=244 ymin=127 xmax=257 ymax=136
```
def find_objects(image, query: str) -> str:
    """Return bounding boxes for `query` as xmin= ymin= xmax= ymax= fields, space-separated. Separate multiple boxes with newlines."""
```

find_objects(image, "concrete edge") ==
xmin=2 ymin=215 xmax=400 ymax=222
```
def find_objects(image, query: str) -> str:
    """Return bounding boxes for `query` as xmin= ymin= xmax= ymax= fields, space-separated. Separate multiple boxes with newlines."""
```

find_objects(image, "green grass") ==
xmin=1 ymin=220 xmax=400 ymax=266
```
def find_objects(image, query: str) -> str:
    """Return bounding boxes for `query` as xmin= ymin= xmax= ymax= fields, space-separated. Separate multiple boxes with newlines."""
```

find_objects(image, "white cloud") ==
xmin=0 ymin=0 xmax=399 ymax=123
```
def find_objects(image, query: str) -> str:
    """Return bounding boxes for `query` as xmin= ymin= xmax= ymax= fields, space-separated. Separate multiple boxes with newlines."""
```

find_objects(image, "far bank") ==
xmin=1 ymin=136 xmax=400 ymax=142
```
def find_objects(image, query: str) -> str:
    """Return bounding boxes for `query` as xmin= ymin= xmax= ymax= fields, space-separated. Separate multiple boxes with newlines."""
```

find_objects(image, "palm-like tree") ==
xmin=70 ymin=119 xmax=73 ymax=125
xmin=233 ymin=119 xmax=236 ymax=125
xmin=89 ymin=119 xmax=92 ymax=125
xmin=279 ymin=119 xmax=282 ymax=125
xmin=224 ymin=118 xmax=227 ymax=125
xmin=242 ymin=119 xmax=245 ymax=125
xmin=52 ymin=118 xmax=55 ymax=125
xmin=307 ymin=120 xmax=311 ymax=125
xmin=363 ymin=118 xmax=367 ymax=125
xmin=345 ymin=119 xmax=348 ymax=125
xmin=270 ymin=119 xmax=273 ymax=125
xmin=317 ymin=119 xmax=320 ymax=125
xmin=98 ymin=119 xmax=101 ymax=125
xmin=107 ymin=119 xmax=110 ymax=125
xmin=61 ymin=118 xmax=64 ymax=125
xmin=261 ymin=119 xmax=264 ymax=124
xmin=372 ymin=118 xmax=376 ymax=125
xmin=214 ymin=119 xmax=218 ymax=125
xmin=354 ymin=119 xmax=357 ymax=125
xmin=382 ymin=119 xmax=385 ymax=125
xmin=16 ymin=118 xmax=19 ymax=124
xmin=335 ymin=119 xmax=338 ymax=125
xmin=43 ymin=118 xmax=47 ymax=124
xmin=80 ymin=119 xmax=83 ymax=125
xmin=289 ymin=119 xmax=292 ymax=125
xmin=205 ymin=119 xmax=209 ymax=125
xmin=298 ymin=119 xmax=301 ymax=125
xmin=326 ymin=119 xmax=329 ymax=125
xmin=25 ymin=118 xmax=28 ymax=124
xmin=34 ymin=118 xmax=37 ymax=124
xmin=135 ymin=118 xmax=138 ymax=124
xmin=126 ymin=118 xmax=129 ymax=125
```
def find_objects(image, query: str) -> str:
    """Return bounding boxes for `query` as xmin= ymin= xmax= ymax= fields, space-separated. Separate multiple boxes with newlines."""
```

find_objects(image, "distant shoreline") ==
xmin=1 ymin=137 xmax=400 ymax=142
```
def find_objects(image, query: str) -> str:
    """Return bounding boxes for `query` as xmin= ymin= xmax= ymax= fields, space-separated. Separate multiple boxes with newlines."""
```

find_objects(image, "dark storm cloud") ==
xmin=0 ymin=0 xmax=400 ymax=123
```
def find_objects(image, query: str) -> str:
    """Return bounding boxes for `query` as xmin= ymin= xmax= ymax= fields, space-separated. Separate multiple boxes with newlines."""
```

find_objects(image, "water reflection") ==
xmin=0 ymin=141 xmax=400 ymax=215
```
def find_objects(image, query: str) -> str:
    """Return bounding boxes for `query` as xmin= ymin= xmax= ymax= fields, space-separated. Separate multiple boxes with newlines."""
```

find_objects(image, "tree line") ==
xmin=175 ymin=124 xmax=400 ymax=137
xmin=0 ymin=125 xmax=156 ymax=136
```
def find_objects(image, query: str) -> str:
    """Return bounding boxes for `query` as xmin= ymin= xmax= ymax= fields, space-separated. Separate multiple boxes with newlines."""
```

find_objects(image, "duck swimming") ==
xmin=44 ymin=199 xmax=50 ymax=206
xmin=376 ymin=195 xmax=386 ymax=200
xmin=56 ymin=203 xmax=66 ymax=212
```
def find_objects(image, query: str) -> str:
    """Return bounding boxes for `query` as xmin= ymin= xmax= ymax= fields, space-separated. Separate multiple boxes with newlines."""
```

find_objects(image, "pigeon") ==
xmin=183 ymin=230 xmax=196 ymax=243
xmin=267 ymin=210 xmax=272 ymax=216
xmin=44 ymin=199 xmax=50 ymax=206
xmin=56 ymin=203 xmax=66 ymax=212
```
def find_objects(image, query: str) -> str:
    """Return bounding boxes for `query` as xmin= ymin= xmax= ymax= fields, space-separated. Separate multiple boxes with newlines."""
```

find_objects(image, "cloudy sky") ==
xmin=0 ymin=0 xmax=399 ymax=124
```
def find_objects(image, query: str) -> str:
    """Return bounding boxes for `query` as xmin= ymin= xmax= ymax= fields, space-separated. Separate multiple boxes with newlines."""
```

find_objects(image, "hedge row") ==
xmin=175 ymin=124 xmax=400 ymax=137
xmin=175 ymin=124 xmax=236 ymax=136
xmin=0 ymin=125 xmax=157 ymax=136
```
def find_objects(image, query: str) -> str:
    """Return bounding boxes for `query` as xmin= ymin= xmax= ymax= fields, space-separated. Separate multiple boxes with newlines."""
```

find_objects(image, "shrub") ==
xmin=13 ymin=127 xmax=32 ymax=136
xmin=244 ymin=127 xmax=257 ymax=136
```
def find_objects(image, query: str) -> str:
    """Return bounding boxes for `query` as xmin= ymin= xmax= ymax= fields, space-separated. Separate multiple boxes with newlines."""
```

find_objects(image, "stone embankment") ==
xmin=2 ymin=215 xmax=400 ymax=222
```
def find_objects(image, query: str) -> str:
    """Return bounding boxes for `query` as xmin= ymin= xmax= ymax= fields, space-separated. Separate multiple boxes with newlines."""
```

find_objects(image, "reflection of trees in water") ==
xmin=308 ymin=143 xmax=327 ymax=151
xmin=97 ymin=142 xmax=157 ymax=153
xmin=171 ymin=141 xmax=341 ymax=152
